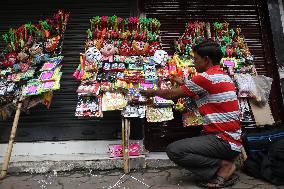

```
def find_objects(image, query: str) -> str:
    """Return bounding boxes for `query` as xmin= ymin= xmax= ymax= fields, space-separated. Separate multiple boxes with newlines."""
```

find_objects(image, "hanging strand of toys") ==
xmin=0 ymin=10 xmax=69 ymax=180
xmin=175 ymin=20 xmax=272 ymax=127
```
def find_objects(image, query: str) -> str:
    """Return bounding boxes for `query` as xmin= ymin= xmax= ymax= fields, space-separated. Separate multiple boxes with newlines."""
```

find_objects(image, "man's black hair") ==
xmin=192 ymin=40 xmax=223 ymax=65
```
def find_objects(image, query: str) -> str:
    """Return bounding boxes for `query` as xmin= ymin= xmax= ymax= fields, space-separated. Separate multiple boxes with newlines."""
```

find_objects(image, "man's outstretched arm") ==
xmin=140 ymin=87 xmax=188 ymax=100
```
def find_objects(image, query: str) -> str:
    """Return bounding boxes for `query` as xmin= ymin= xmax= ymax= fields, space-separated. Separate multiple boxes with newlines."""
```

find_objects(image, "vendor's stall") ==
xmin=0 ymin=10 xmax=69 ymax=178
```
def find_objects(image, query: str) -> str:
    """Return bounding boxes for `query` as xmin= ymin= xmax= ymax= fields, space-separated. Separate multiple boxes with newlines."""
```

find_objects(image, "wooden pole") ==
xmin=126 ymin=118 xmax=131 ymax=172
xmin=127 ymin=119 xmax=130 ymax=171
xmin=0 ymin=97 xmax=23 ymax=180
xmin=122 ymin=117 xmax=126 ymax=172
xmin=123 ymin=118 xmax=130 ymax=173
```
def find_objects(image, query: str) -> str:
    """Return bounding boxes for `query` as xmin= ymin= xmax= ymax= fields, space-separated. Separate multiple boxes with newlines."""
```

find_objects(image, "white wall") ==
xmin=0 ymin=140 xmax=142 ymax=161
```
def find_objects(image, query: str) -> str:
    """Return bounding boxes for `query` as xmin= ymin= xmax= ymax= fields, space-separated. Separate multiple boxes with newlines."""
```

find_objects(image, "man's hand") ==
xmin=140 ymin=89 xmax=156 ymax=97
xmin=170 ymin=74 xmax=184 ymax=86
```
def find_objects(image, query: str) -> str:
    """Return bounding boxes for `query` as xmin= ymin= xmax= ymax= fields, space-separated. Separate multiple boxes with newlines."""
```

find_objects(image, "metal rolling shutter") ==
xmin=141 ymin=0 xmax=267 ymax=74
xmin=0 ymin=0 xmax=141 ymax=142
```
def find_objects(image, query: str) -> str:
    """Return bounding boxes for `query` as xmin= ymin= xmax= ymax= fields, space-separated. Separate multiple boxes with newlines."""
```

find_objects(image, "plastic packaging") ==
xmin=252 ymin=75 xmax=273 ymax=107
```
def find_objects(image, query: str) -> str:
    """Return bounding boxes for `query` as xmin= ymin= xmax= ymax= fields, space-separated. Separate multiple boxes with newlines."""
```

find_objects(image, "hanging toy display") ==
xmin=176 ymin=21 xmax=257 ymax=75
xmin=0 ymin=10 xmax=69 ymax=120
xmin=17 ymin=48 xmax=29 ymax=63
xmin=74 ymin=15 xmax=176 ymax=122
xmin=45 ymin=35 xmax=61 ymax=52
xmin=2 ymin=52 xmax=17 ymax=68
xmin=175 ymin=20 xmax=263 ymax=125
xmin=153 ymin=50 xmax=168 ymax=67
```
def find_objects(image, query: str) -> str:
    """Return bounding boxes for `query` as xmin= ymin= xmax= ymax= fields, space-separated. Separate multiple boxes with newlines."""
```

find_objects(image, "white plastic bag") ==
xmin=235 ymin=73 xmax=257 ymax=98
xmin=252 ymin=75 xmax=273 ymax=107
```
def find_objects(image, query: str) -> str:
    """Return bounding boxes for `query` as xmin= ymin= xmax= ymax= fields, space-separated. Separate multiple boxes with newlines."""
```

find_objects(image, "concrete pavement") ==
xmin=0 ymin=167 xmax=283 ymax=189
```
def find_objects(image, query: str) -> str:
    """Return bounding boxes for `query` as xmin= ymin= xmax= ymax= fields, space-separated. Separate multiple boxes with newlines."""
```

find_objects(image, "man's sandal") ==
xmin=197 ymin=174 xmax=239 ymax=188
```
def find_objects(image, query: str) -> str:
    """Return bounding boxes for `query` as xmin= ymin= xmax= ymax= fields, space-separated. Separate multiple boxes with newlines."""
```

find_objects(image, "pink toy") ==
xmin=73 ymin=69 xmax=80 ymax=80
xmin=140 ymin=82 xmax=154 ymax=90
xmin=109 ymin=143 xmax=140 ymax=158
xmin=42 ymin=81 xmax=56 ymax=90
xmin=40 ymin=71 xmax=53 ymax=81
xmin=224 ymin=60 xmax=235 ymax=67
xmin=27 ymin=85 xmax=39 ymax=94
xmin=42 ymin=63 xmax=56 ymax=71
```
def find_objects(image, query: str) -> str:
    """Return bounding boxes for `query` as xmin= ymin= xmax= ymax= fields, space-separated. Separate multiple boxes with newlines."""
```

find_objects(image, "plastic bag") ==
xmin=252 ymin=75 xmax=273 ymax=107
xmin=235 ymin=73 xmax=257 ymax=98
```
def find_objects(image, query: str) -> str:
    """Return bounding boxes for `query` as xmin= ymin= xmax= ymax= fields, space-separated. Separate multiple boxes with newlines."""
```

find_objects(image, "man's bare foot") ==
xmin=216 ymin=160 xmax=236 ymax=180
xmin=199 ymin=160 xmax=238 ymax=188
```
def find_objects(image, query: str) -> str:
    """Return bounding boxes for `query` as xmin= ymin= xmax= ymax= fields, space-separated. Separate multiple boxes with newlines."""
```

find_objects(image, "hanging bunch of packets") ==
xmin=73 ymin=15 xmax=176 ymax=122
xmin=175 ymin=21 xmax=256 ymax=74
xmin=21 ymin=56 xmax=63 ymax=96
xmin=0 ymin=10 xmax=69 ymax=120
xmin=176 ymin=21 xmax=259 ymax=124
xmin=170 ymin=54 xmax=203 ymax=126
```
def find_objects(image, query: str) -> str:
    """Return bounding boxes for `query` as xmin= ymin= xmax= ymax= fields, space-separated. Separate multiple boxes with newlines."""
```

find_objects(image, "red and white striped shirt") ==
xmin=181 ymin=65 xmax=242 ymax=152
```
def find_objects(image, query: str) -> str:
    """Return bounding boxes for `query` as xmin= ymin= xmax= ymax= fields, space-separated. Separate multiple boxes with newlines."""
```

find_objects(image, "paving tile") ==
xmin=0 ymin=168 xmax=281 ymax=189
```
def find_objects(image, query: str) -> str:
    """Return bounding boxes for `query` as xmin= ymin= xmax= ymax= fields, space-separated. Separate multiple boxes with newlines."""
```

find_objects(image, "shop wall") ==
xmin=0 ymin=0 xmax=143 ymax=142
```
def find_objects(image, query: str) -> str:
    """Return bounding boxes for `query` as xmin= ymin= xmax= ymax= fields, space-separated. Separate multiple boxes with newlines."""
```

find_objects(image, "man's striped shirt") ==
xmin=181 ymin=65 xmax=242 ymax=152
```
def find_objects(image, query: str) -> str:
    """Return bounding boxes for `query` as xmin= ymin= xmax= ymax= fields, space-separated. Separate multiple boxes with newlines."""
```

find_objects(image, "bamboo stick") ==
xmin=127 ymin=119 xmax=130 ymax=156
xmin=122 ymin=117 xmax=126 ymax=172
xmin=0 ymin=97 xmax=23 ymax=180
xmin=126 ymin=118 xmax=131 ymax=173
xmin=123 ymin=118 xmax=130 ymax=173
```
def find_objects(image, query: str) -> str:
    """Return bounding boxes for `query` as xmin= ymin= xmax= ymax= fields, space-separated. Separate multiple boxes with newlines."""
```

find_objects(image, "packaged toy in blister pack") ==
xmin=153 ymin=96 xmax=173 ymax=107
xmin=182 ymin=110 xmax=203 ymax=127
xmin=153 ymin=50 xmax=168 ymax=67
xmin=127 ymin=87 xmax=142 ymax=103
xmin=109 ymin=143 xmax=140 ymax=158
xmin=0 ymin=79 xmax=20 ymax=111
xmin=239 ymin=98 xmax=254 ymax=123
xmin=159 ymin=80 xmax=172 ymax=90
xmin=144 ymin=64 xmax=157 ymax=83
xmin=146 ymin=106 xmax=174 ymax=122
xmin=100 ymin=82 xmax=113 ymax=92
xmin=41 ymin=79 xmax=60 ymax=92
xmin=121 ymin=105 xmax=146 ymax=118
xmin=113 ymin=79 xmax=127 ymax=91
xmin=102 ymin=92 xmax=127 ymax=111
xmin=22 ymin=80 xmax=42 ymax=96
xmin=128 ymin=63 xmax=144 ymax=71
xmin=75 ymin=95 xmax=103 ymax=117
xmin=123 ymin=70 xmax=145 ymax=83
xmin=76 ymin=82 xmax=100 ymax=95
xmin=0 ymin=80 xmax=17 ymax=96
